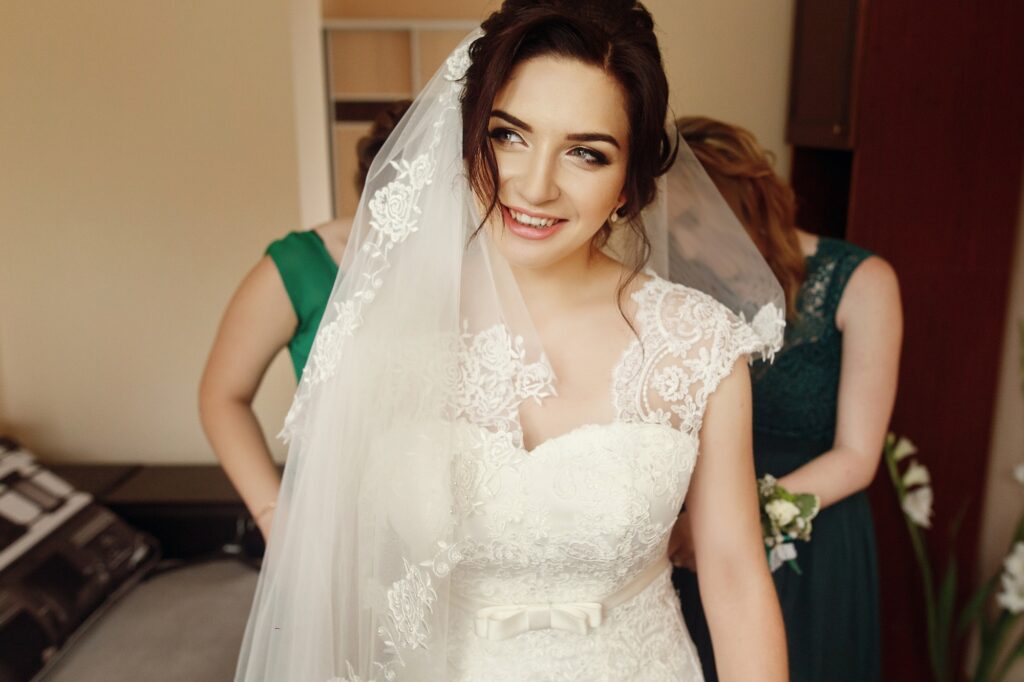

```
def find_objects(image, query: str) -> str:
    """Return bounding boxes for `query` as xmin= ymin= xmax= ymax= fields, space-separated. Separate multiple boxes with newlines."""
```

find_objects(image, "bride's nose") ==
xmin=517 ymin=152 xmax=560 ymax=206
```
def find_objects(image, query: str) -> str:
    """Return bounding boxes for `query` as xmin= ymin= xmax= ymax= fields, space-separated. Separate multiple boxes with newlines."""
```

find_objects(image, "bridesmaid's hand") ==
xmin=668 ymin=511 xmax=696 ymax=571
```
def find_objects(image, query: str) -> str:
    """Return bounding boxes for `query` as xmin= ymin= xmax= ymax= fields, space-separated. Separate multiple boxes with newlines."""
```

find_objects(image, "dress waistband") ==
xmin=453 ymin=555 xmax=671 ymax=641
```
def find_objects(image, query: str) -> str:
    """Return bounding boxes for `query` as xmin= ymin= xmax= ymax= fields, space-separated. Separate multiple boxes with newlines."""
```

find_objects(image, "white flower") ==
xmin=997 ymin=543 xmax=1024 ymax=614
xmin=765 ymin=499 xmax=801 ymax=528
xmin=758 ymin=474 xmax=778 ymax=497
xmin=768 ymin=542 xmax=797 ymax=572
xmin=1014 ymin=464 xmax=1024 ymax=486
xmin=385 ymin=559 xmax=437 ymax=650
xmin=471 ymin=325 xmax=518 ymax=376
xmin=369 ymin=181 xmax=418 ymax=243
xmin=750 ymin=303 xmax=786 ymax=351
xmin=651 ymin=365 xmax=688 ymax=402
xmin=395 ymin=151 xmax=432 ymax=188
xmin=901 ymin=486 xmax=933 ymax=528
xmin=307 ymin=317 xmax=348 ymax=384
xmin=902 ymin=460 xmax=931 ymax=488
xmin=334 ymin=299 xmax=361 ymax=337
xmin=891 ymin=436 xmax=918 ymax=462
xmin=1005 ymin=542 xmax=1024 ymax=579
xmin=517 ymin=358 xmax=556 ymax=403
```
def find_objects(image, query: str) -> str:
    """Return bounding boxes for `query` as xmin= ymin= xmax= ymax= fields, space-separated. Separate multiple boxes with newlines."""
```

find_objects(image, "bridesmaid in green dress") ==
xmin=198 ymin=102 xmax=410 ymax=540
xmin=667 ymin=117 xmax=902 ymax=681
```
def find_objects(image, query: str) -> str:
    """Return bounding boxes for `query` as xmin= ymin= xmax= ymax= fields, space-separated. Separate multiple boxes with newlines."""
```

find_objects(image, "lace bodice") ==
xmin=445 ymin=276 xmax=761 ymax=681
xmin=751 ymin=238 xmax=872 ymax=441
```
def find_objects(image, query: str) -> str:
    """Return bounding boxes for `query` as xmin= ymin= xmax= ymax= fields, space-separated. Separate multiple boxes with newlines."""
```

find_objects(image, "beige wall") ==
xmin=0 ymin=1 xmax=301 ymax=463
xmin=291 ymin=0 xmax=334 ymax=227
xmin=979 ymin=178 xmax=1024 ymax=590
xmin=0 ymin=1 xmax=796 ymax=464
xmin=323 ymin=0 xmax=493 ymax=19
xmin=647 ymin=0 xmax=795 ymax=173
xmin=973 ymin=175 xmax=1024 ymax=677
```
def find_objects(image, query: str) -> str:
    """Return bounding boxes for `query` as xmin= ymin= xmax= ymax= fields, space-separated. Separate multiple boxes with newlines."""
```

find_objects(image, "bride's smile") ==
xmin=500 ymin=203 xmax=567 ymax=240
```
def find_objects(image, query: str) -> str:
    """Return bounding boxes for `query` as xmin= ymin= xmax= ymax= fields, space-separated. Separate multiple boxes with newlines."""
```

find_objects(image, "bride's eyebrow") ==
xmin=491 ymin=109 xmax=532 ymax=131
xmin=490 ymin=109 xmax=621 ymax=149
xmin=566 ymin=131 xmax=620 ymax=149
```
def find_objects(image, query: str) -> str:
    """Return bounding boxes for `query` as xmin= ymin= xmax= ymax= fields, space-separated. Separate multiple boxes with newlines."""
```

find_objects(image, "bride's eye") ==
xmin=568 ymin=146 xmax=610 ymax=166
xmin=489 ymin=128 xmax=524 ymax=146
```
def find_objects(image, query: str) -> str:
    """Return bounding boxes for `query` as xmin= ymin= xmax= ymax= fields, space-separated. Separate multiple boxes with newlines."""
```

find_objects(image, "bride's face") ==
xmin=485 ymin=55 xmax=630 ymax=271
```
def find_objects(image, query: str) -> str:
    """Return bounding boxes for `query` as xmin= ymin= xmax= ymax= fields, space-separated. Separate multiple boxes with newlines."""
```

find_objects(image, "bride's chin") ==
xmin=492 ymin=235 xmax=596 ymax=275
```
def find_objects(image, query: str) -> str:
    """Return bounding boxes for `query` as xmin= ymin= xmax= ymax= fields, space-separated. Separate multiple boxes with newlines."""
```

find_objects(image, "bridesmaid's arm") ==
xmin=199 ymin=256 xmax=294 ymax=539
xmin=686 ymin=358 xmax=788 ymax=681
xmin=776 ymin=256 xmax=903 ymax=509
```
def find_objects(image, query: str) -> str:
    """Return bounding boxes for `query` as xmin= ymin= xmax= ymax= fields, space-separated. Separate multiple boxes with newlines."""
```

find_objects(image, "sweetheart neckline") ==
xmin=521 ymin=420 xmax=690 ymax=456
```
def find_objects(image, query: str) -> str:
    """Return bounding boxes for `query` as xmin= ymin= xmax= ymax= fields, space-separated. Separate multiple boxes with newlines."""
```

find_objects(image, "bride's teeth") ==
xmin=510 ymin=208 xmax=557 ymax=228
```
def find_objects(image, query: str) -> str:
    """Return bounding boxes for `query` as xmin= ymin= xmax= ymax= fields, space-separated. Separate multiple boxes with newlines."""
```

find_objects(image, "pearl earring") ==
xmin=609 ymin=207 xmax=624 ymax=224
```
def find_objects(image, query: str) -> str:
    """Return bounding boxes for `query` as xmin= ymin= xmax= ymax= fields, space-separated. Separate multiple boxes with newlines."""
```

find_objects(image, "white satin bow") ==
xmin=474 ymin=602 xmax=604 ymax=641
xmin=461 ymin=556 xmax=671 ymax=642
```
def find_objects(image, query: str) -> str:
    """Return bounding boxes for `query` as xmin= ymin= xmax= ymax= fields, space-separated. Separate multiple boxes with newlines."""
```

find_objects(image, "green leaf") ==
xmin=975 ymin=611 xmax=1019 ymax=682
xmin=935 ymin=556 xmax=957 ymax=672
xmin=793 ymin=493 xmax=819 ymax=516
xmin=958 ymin=575 xmax=998 ymax=638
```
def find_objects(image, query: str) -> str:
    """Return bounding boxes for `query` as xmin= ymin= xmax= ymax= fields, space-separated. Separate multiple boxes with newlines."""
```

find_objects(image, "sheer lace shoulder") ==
xmin=614 ymin=277 xmax=761 ymax=439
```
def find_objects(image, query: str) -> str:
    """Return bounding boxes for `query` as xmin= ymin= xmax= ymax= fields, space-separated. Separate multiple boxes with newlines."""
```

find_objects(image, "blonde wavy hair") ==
xmin=676 ymin=116 xmax=805 ymax=319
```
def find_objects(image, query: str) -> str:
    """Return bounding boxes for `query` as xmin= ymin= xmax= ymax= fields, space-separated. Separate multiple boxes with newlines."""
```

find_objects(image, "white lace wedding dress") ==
xmin=445 ymin=276 xmax=761 ymax=681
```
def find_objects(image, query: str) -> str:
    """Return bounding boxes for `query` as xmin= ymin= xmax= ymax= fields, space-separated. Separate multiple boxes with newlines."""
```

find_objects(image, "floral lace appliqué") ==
xmin=614 ymin=278 xmax=767 ymax=438
xmin=381 ymin=559 xmax=438 ymax=653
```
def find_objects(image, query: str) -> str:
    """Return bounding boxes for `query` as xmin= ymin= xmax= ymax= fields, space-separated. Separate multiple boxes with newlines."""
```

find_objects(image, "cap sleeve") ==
xmin=615 ymin=279 xmax=762 ymax=439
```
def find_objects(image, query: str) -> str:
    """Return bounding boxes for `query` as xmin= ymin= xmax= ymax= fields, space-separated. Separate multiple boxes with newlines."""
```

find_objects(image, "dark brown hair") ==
xmin=676 ymin=116 xmax=806 ymax=319
xmin=355 ymin=100 xmax=413 ymax=192
xmin=460 ymin=0 xmax=675 ymax=283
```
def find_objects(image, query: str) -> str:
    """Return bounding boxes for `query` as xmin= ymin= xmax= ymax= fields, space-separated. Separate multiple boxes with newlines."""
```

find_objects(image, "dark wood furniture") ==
xmin=54 ymin=465 xmax=264 ymax=562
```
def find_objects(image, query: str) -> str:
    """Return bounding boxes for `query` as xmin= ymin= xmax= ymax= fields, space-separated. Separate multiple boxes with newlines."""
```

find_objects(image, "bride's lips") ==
xmin=500 ymin=203 xmax=567 ymax=241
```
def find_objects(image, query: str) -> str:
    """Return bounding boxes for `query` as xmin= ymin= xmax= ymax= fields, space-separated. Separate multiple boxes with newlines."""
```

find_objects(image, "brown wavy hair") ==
xmin=675 ymin=116 xmax=805 ymax=319
xmin=460 ymin=0 xmax=676 ymax=291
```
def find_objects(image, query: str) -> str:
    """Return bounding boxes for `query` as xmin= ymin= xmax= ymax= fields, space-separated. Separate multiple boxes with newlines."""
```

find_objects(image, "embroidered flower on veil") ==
xmin=445 ymin=42 xmax=472 ymax=81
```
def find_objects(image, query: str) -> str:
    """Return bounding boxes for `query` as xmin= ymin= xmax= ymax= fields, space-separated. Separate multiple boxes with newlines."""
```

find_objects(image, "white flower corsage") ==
xmin=758 ymin=474 xmax=821 ymax=574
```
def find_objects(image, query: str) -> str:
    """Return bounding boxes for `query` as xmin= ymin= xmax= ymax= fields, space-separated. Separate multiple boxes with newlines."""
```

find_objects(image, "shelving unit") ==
xmin=322 ymin=19 xmax=476 ymax=217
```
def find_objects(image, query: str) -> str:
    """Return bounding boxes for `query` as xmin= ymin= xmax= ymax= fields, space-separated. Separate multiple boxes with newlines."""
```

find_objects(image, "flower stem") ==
xmin=975 ymin=612 xmax=1016 ymax=682
xmin=885 ymin=445 xmax=945 ymax=681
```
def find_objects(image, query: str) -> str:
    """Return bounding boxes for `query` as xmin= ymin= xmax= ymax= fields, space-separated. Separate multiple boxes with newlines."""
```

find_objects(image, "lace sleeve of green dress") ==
xmin=750 ymin=237 xmax=873 ymax=441
xmin=265 ymin=231 xmax=340 ymax=380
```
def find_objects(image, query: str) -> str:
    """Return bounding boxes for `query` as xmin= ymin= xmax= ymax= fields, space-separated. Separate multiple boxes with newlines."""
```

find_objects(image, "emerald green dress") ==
xmin=674 ymin=238 xmax=881 ymax=681
xmin=265 ymin=230 xmax=339 ymax=380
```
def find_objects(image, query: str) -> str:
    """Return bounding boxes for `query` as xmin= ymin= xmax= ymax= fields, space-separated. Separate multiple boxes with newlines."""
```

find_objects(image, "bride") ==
xmin=236 ymin=1 xmax=787 ymax=680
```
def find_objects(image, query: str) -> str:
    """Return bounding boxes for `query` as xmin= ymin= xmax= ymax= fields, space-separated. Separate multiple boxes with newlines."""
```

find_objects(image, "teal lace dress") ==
xmin=674 ymin=238 xmax=881 ymax=681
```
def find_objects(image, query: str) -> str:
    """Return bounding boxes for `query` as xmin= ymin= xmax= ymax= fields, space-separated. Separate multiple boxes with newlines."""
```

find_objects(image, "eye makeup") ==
xmin=488 ymin=127 xmax=613 ymax=168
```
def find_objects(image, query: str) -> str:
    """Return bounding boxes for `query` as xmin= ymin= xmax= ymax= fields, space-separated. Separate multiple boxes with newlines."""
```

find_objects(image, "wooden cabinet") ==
xmin=786 ymin=0 xmax=867 ymax=150
xmin=786 ymin=0 xmax=868 ymax=238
